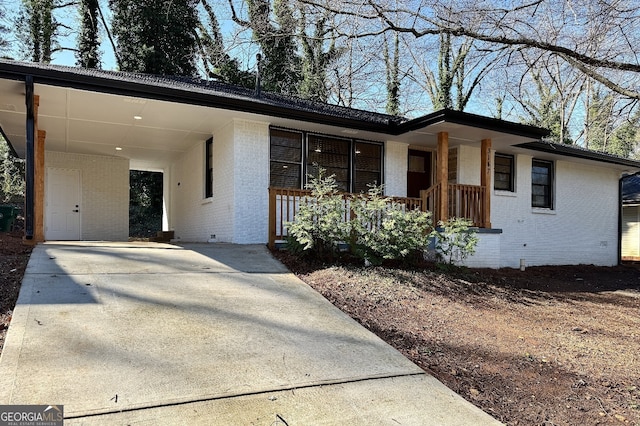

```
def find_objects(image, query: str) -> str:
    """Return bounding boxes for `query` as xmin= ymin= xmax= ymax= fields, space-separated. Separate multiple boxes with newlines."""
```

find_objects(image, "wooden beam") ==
xmin=481 ymin=138 xmax=492 ymax=228
xmin=437 ymin=132 xmax=448 ymax=223
xmin=34 ymin=129 xmax=46 ymax=242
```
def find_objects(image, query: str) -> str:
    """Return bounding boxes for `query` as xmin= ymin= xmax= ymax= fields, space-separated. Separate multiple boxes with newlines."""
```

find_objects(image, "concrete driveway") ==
xmin=0 ymin=242 xmax=501 ymax=425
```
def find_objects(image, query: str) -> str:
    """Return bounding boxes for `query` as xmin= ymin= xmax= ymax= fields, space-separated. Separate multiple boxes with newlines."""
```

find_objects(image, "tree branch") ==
xmin=559 ymin=53 xmax=640 ymax=100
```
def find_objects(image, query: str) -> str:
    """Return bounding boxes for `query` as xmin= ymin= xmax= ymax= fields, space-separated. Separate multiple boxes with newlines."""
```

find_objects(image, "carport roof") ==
xmin=0 ymin=59 xmax=402 ymax=130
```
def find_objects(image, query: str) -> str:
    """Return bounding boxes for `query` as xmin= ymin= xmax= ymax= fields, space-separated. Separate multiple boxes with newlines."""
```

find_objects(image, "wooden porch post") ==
xmin=25 ymin=94 xmax=45 ymax=244
xmin=437 ymin=132 xmax=448 ymax=223
xmin=34 ymin=129 xmax=46 ymax=242
xmin=34 ymin=95 xmax=45 ymax=242
xmin=481 ymin=138 xmax=492 ymax=229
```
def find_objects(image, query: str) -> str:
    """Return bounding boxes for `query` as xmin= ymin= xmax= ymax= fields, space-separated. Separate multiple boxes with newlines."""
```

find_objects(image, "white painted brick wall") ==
xmin=232 ymin=119 xmax=270 ymax=243
xmin=384 ymin=141 xmax=408 ymax=196
xmin=170 ymin=127 xmax=225 ymax=242
xmin=45 ymin=151 xmax=129 ymax=240
xmin=211 ymin=121 xmax=236 ymax=242
xmin=492 ymin=155 xmax=620 ymax=267
xmin=170 ymin=119 xmax=270 ymax=244
xmin=457 ymin=145 xmax=481 ymax=185
xmin=457 ymin=233 xmax=501 ymax=269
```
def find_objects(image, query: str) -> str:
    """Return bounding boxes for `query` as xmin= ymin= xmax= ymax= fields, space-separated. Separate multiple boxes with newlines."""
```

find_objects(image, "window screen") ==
xmin=531 ymin=159 xmax=553 ymax=208
xmin=307 ymin=134 xmax=350 ymax=191
xmin=269 ymin=128 xmax=383 ymax=192
xmin=354 ymin=142 xmax=382 ymax=193
xmin=270 ymin=129 xmax=303 ymax=188
xmin=494 ymin=153 xmax=514 ymax=191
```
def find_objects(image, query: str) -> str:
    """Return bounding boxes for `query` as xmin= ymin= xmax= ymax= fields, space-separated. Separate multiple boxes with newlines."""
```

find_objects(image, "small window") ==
xmin=205 ymin=138 xmax=213 ymax=198
xmin=531 ymin=159 xmax=553 ymax=208
xmin=494 ymin=153 xmax=514 ymax=192
xmin=270 ymin=129 xmax=303 ymax=188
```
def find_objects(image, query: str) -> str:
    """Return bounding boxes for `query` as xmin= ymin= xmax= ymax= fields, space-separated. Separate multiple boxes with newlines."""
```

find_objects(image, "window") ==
xmin=270 ymin=129 xmax=303 ymax=188
xmin=494 ymin=153 xmax=515 ymax=192
xmin=354 ymin=142 xmax=382 ymax=193
xmin=308 ymin=134 xmax=350 ymax=191
xmin=269 ymin=127 xmax=383 ymax=192
xmin=205 ymin=138 xmax=213 ymax=198
xmin=531 ymin=159 xmax=553 ymax=208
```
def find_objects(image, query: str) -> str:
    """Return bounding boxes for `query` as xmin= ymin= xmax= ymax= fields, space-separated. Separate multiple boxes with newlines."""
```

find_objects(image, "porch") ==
xmin=268 ymin=132 xmax=493 ymax=249
xmin=268 ymin=183 xmax=488 ymax=249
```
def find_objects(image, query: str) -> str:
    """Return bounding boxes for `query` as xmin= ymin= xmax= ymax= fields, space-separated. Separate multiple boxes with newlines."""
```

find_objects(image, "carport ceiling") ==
xmin=0 ymin=79 xmax=243 ymax=169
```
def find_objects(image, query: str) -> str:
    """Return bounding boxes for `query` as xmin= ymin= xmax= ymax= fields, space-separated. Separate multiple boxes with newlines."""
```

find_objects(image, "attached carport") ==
xmin=0 ymin=60 xmax=404 ymax=244
xmin=0 ymin=64 xmax=245 ymax=242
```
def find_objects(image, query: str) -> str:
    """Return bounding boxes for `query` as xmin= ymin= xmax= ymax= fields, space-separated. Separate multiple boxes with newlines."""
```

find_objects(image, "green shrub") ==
xmin=434 ymin=217 xmax=479 ymax=266
xmin=350 ymin=184 xmax=433 ymax=266
xmin=285 ymin=169 xmax=349 ymax=260
xmin=286 ymin=169 xmax=477 ymax=268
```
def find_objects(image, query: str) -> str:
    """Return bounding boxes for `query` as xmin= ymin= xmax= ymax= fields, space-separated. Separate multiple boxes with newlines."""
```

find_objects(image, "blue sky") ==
xmin=3 ymin=0 xmax=243 ymax=71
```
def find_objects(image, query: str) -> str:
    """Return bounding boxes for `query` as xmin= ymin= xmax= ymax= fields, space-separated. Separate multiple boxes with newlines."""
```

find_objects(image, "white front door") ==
xmin=46 ymin=168 xmax=81 ymax=240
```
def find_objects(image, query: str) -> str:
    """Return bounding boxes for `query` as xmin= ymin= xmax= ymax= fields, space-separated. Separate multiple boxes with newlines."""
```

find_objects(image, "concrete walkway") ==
xmin=0 ymin=242 xmax=502 ymax=425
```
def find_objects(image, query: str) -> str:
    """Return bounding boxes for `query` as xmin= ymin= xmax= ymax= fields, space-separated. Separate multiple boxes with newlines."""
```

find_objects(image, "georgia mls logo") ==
xmin=0 ymin=405 xmax=64 ymax=426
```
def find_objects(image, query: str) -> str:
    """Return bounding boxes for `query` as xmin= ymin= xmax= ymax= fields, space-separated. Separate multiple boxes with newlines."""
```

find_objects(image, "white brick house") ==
xmin=1 ymin=59 xmax=639 ymax=268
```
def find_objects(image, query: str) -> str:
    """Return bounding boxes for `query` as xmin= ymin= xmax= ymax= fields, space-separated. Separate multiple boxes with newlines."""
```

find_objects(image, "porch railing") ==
xmin=268 ymin=184 xmax=485 ymax=249
xmin=268 ymin=187 xmax=423 ymax=249
xmin=420 ymin=183 xmax=486 ymax=227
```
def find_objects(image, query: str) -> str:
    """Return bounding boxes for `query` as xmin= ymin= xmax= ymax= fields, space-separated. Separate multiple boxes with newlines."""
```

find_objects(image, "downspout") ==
xmin=24 ymin=75 xmax=35 ymax=240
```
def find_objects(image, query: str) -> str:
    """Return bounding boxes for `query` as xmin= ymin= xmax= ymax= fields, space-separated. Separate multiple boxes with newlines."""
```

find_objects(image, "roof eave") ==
xmin=0 ymin=61 xmax=394 ymax=134
xmin=516 ymin=141 xmax=640 ymax=169
xmin=394 ymin=108 xmax=551 ymax=139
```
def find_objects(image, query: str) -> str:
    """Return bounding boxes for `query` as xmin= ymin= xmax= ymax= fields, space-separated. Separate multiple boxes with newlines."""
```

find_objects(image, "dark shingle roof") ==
xmin=0 ymin=59 xmax=403 ymax=128
xmin=3 ymin=59 xmax=640 ymax=171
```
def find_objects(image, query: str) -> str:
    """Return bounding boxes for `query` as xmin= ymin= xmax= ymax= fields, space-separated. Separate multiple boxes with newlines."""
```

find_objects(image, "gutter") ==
xmin=395 ymin=108 xmax=551 ymax=139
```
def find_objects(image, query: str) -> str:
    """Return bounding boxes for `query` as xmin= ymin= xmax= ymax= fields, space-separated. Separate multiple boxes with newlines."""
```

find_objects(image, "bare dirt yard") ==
xmin=273 ymin=250 xmax=640 ymax=426
xmin=0 ymin=232 xmax=32 ymax=353
xmin=1 ymin=232 xmax=638 ymax=425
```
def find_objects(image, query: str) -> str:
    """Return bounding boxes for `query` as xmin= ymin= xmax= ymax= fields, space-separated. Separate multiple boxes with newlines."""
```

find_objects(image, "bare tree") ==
xmin=302 ymin=0 xmax=640 ymax=100
xmin=0 ymin=1 xmax=9 ymax=56
xmin=514 ymin=52 xmax=586 ymax=143
xmin=403 ymin=33 xmax=499 ymax=112
xmin=383 ymin=31 xmax=400 ymax=115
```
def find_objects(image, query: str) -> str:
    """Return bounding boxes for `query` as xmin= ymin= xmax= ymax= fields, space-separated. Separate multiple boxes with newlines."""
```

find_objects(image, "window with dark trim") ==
xmin=354 ymin=141 xmax=382 ymax=193
xmin=308 ymin=134 xmax=350 ymax=191
xmin=494 ymin=153 xmax=515 ymax=192
xmin=270 ymin=129 xmax=303 ymax=188
xmin=205 ymin=137 xmax=213 ymax=198
xmin=269 ymin=127 xmax=383 ymax=192
xmin=531 ymin=159 xmax=553 ymax=208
